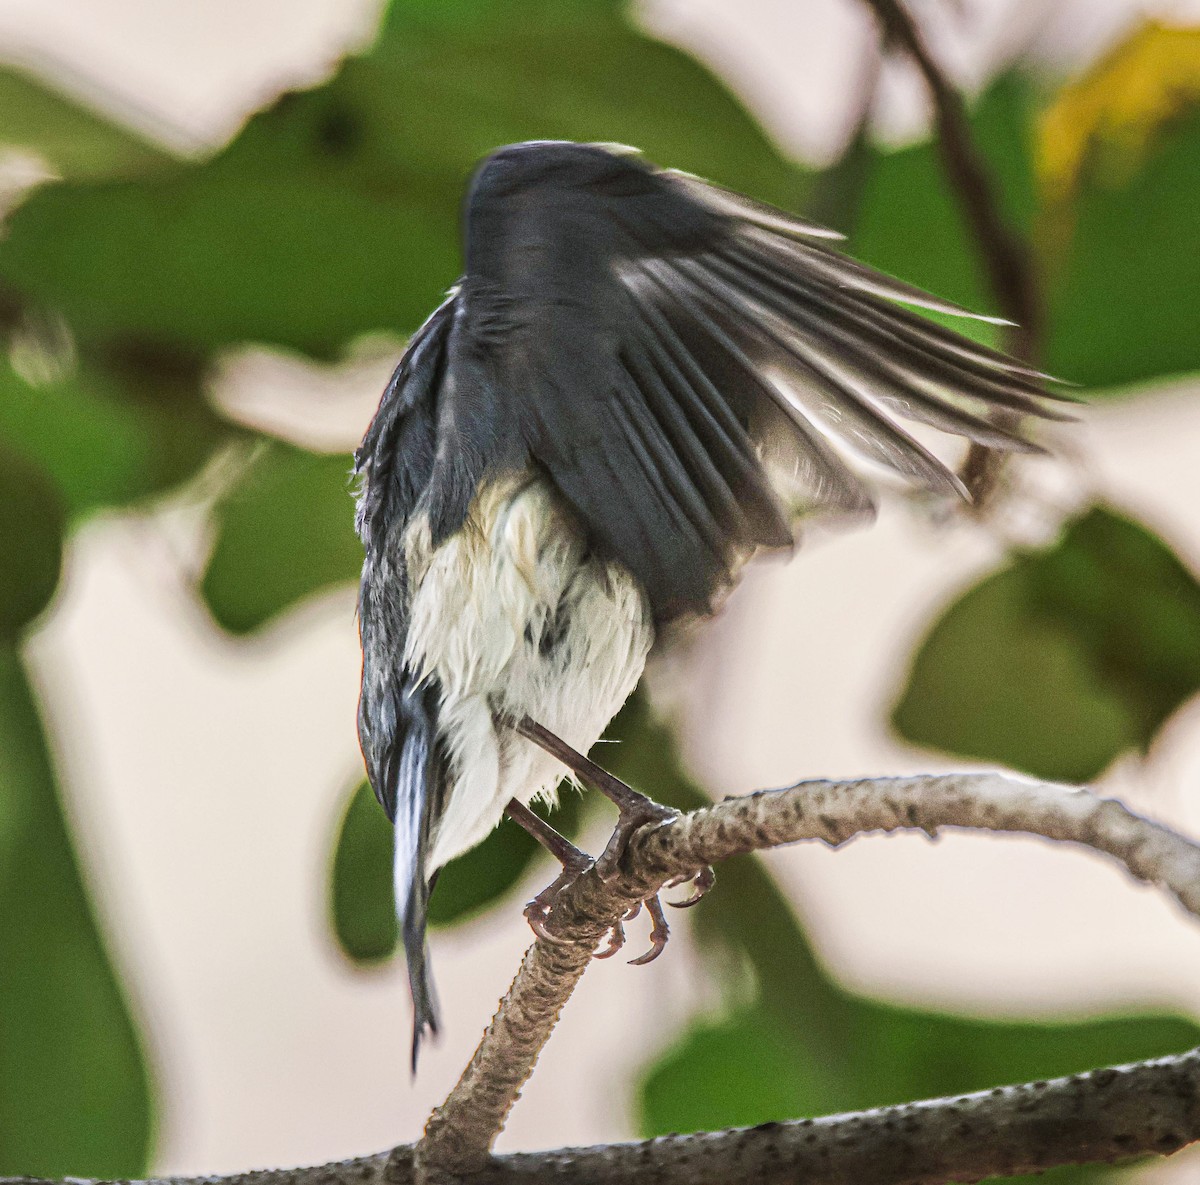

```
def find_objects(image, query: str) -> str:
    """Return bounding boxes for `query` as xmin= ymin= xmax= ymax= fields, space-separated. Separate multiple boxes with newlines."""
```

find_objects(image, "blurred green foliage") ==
xmin=1047 ymin=107 xmax=1200 ymax=389
xmin=1042 ymin=24 xmax=1200 ymax=391
xmin=1 ymin=0 xmax=1199 ymax=1180
xmin=895 ymin=508 xmax=1200 ymax=780
xmin=0 ymin=0 xmax=808 ymax=361
xmin=0 ymin=648 xmax=152 ymax=1176
xmin=0 ymin=441 xmax=64 ymax=641
xmin=0 ymin=63 xmax=170 ymax=180
xmin=851 ymin=74 xmax=1036 ymax=335
xmin=0 ymin=360 xmax=155 ymax=517
xmin=331 ymin=779 xmax=401 ymax=962
xmin=203 ymin=445 xmax=360 ymax=633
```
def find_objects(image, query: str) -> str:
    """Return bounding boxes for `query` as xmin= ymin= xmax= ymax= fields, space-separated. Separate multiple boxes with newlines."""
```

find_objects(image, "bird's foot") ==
xmin=594 ymin=865 xmax=713 ymax=963
xmin=592 ymin=794 xmax=678 ymax=881
xmin=508 ymin=718 xmax=715 ymax=964
xmin=521 ymin=862 xmax=671 ymax=965
xmin=505 ymin=794 xmax=677 ymax=964
xmin=666 ymin=862 xmax=717 ymax=908
xmin=506 ymin=798 xmax=592 ymax=945
xmin=522 ymin=863 xmax=589 ymax=946
xmin=514 ymin=715 xmax=678 ymax=879
xmin=597 ymin=894 xmax=671 ymax=965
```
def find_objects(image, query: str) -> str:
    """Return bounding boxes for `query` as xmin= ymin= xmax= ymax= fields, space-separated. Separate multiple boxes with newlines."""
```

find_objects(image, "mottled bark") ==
xmin=7 ymin=1046 xmax=1198 ymax=1184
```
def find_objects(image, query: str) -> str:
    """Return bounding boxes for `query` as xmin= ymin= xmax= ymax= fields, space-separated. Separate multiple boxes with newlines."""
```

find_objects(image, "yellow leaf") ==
xmin=1039 ymin=22 xmax=1200 ymax=200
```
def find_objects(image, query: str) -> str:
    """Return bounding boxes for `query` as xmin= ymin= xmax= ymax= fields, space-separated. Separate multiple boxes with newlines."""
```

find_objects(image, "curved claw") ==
xmin=627 ymin=944 xmax=662 ymax=966
xmin=668 ymin=864 xmax=716 ymax=909
xmin=523 ymin=900 xmax=572 ymax=946
xmin=594 ymin=919 xmax=627 ymax=959
xmin=627 ymin=894 xmax=670 ymax=966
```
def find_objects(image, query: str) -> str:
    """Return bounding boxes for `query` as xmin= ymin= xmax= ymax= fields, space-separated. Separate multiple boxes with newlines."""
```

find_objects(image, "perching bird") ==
xmin=354 ymin=140 xmax=1065 ymax=1065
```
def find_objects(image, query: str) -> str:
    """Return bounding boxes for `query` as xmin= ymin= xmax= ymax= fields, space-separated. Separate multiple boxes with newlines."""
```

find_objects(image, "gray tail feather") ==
xmin=400 ymin=865 xmax=438 ymax=1073
xmin=386 ymin=675 xmax=445 ymax=1072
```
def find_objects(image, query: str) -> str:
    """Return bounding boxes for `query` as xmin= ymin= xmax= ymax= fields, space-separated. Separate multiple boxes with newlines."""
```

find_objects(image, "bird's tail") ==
xmin=384 ymin=675 xmax=445 ymax=1071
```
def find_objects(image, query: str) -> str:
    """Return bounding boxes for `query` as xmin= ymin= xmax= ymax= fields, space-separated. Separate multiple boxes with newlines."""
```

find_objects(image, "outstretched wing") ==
xmin=462 ymin=141 xmax=1070 ymax=620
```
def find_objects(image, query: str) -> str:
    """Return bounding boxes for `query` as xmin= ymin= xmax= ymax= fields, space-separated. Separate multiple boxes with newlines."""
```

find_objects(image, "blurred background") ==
xmin=2 ymin=1 xmax=1200 ymax=1183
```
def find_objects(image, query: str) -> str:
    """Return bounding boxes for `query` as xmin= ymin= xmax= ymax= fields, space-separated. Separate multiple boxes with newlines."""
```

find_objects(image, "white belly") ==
xmin=403 ymin=474 xmax=654 ymax=872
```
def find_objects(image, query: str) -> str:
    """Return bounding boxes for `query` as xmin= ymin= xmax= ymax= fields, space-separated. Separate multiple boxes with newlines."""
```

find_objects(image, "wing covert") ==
xmin=460 ymin=142 xmax=1070 ymax=619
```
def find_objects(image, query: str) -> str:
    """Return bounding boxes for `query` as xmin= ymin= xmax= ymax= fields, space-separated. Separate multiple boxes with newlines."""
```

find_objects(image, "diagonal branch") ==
xmin=858 ymin=0 xmax=1043 ymax=500
xmin=416 ymin=770 xmax=1200 ymax=1177
xmin=861 ymin=0 xmax=1039 ymax=339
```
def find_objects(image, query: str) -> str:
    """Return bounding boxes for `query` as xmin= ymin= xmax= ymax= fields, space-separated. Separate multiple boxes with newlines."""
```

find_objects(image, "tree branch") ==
xmin=858 ymin=0 xmax=1043 ymax=500
xmin=475 ymin=1046 xmax=1200 ymax=1182
xmin=7 ymin=772 xmax=1198 ymax=1184
xmin=8 ymin=1046 xmax=1198 ymax=1185
xmin=859 ymin=0 xmax=1039 ymax=340
xmin=418 ymin=770 xmax=1200 ymax=1177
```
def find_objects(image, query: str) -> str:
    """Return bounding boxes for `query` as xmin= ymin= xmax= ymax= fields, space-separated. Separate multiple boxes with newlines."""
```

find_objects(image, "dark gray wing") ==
xmin=354 ymin=297 xmax=454 ymax=1066
xmin=458 ymin=141 xmax=1070 ymax=621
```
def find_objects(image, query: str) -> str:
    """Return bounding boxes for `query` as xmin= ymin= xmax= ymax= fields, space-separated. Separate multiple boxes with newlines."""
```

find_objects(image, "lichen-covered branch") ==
xmin=7 ymin=1045 xmax=1198 ymax=1185
xmin=417 ymin=769 xmax=1200 ymax=1176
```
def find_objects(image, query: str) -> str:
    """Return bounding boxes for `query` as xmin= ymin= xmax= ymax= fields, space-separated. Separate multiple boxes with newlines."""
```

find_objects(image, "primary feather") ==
xmin=354 ymin=140 xmax=1067 ymax=1063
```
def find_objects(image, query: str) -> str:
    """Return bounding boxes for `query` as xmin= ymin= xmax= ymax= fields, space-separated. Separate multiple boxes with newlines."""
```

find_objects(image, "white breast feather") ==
xmin=403 ymin=475 xmax=654 ymax=872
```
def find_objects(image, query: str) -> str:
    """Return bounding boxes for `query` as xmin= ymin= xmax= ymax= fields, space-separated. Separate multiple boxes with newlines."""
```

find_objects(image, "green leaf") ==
xmin=330 ymin=780 xmax=399 ymax=963
xmin=1046 ymin=106 xmax=1200 ymax=389
xmin=643 ymin=998 xmax=1199 ymax=1131
xmin=0 ymin=64 xmax=171 ymax=181
xmin=0 ymin=0 xmax=810 ymax=359
xmin=0 ymin=442 xmax=64 ymax=640
xmin=850 ymin=75 xmax=1037 ymax=338
xmin=329 ymin=778 xmax=586 ymax=964
xmin=95 ymin=344 xmax=233 ymax=503
xmin=0 ymin=645 xmax=153 ymax=1175
xmin=0 ymin=361 xmax=153 ymax=517
xmin=893 ymin=566 xmax=1135 ymax=782
xmin=0 ymin=334 xmax=230 ymax=521
xmin=893 ymin=507 xmax=1200 ymax=781
xmin=201 ymin=443 xmax=360 ymax=633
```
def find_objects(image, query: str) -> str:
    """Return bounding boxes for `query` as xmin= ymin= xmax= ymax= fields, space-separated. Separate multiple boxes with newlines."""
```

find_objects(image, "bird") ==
xmin=353 ymin=139 xmax=1066 ymax=1066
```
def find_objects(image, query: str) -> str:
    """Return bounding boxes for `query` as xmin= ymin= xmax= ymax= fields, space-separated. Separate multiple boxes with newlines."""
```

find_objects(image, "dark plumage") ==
xmin=353 ymin=140 xmax=1066 ymax=1065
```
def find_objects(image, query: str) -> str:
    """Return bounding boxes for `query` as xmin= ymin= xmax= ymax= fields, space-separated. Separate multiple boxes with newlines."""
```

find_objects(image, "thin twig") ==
xmin=859 ymin=0 xmax=1042 ymax=500
xmin=415 ymin=771 xmax=1200 ymax=1176
xmin=863 ymin=0 xmax=1039 ymax=336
